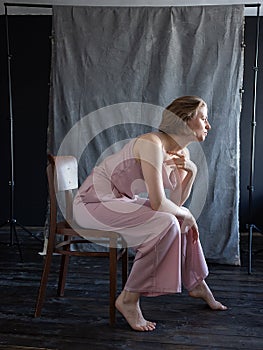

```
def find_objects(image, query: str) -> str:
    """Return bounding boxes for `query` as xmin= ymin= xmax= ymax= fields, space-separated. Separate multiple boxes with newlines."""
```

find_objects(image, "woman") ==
xmin=73 ymin=96 xmax=227 ymax=332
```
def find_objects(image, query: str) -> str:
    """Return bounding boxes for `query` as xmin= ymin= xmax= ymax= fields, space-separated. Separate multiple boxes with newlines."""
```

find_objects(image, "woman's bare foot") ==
xmin=189 ymin=280 xmax=227 ymax=310
xmin=115 ymin=291 xmax=156 ymax=331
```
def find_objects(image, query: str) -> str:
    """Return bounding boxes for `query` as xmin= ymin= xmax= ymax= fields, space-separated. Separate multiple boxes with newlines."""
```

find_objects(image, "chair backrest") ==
xmin=47 ymin=155 xmax=78 ymax=225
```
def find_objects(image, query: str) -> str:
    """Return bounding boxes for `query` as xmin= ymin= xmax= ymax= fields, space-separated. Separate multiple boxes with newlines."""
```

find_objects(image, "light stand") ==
xmin=0 ymin=4 xmax=43 ymax=261
xmin=246 ymin=3 xmax=262 ymax=274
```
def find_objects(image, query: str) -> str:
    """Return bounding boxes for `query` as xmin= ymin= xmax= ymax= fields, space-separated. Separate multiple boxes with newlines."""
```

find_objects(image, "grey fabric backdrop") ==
xmin=48 ymin=5 xmax=244 ymax=265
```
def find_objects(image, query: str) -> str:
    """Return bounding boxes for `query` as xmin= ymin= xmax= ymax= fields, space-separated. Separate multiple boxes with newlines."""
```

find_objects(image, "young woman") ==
xmin=73 ymin=96 xmax=227 ymax=332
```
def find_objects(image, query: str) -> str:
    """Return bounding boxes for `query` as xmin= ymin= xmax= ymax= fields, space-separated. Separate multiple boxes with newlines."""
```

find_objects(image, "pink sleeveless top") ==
xmin=75 ymin=138 xmax=177 ymax=205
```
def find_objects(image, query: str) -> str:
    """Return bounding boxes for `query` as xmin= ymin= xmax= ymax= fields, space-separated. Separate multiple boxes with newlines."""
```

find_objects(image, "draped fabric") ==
xmin=48 ymin=5 xmax=244 ymax=264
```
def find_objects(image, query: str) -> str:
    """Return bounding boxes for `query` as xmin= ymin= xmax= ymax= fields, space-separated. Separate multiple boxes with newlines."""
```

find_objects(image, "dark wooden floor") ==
xmin=0 ymin=227 xmax=262 ymax=350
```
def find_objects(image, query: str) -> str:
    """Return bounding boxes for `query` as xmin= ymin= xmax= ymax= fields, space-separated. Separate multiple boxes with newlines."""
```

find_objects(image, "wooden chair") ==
xmin=34 ymin=155 xmax=128 ymax=325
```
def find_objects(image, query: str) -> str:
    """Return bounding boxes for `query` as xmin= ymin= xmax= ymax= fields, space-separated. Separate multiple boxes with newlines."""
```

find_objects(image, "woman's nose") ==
xmin=206 ymin=121 xmax=211 ymax=130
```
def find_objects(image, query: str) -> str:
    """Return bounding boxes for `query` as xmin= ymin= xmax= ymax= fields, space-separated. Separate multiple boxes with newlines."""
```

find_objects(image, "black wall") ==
xmin=0 ymin=16 xmax=51 ymax=227
xmin=0 ymin=15 xmax=262 ymax=230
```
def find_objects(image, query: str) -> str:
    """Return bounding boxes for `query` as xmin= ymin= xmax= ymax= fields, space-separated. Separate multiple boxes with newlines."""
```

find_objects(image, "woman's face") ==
xmin=187 ymin=105 xmax=211 ymax=142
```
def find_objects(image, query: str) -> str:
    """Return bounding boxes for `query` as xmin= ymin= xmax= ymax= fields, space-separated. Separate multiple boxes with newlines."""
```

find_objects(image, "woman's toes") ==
xmin=143 ymin=321 xmax=156 ymax=331
xmin=218 ymin=302 xmax=227 ymax=310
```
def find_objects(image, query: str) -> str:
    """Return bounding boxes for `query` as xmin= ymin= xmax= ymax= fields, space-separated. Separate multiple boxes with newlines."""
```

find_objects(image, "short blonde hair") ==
xmin=159 ymin=95 xmax=207 ymax=134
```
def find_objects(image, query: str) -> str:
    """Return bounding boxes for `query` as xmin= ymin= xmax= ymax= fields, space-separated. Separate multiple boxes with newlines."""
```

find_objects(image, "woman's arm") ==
xmin=133 ymin=134 xmax=199 ymax=241
xmin=165 ymin=148 xmax=197 ymax=206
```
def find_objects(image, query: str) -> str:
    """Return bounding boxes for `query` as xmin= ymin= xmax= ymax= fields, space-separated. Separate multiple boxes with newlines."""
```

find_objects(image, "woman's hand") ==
xmin=178 ymin=207 xmax=199 ymax=243
xmin=164 ymin=153 xmax=197 ymax=174
xmin=166 ymin=149 xmax=197 ymax=206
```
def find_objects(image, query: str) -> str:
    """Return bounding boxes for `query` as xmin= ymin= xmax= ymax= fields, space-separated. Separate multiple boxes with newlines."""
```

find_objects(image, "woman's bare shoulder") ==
xmin=136 ymin=132 xmax=163 ymax=145
xmin=133 ymin=132 xmax=163 ymax=158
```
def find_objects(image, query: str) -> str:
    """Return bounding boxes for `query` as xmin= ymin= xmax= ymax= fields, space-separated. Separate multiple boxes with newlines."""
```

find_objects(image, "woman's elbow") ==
xmin=149 ymin=198 xmax=165 ymax=211
xmin=150 ymin=203 xmax=160 ymax=211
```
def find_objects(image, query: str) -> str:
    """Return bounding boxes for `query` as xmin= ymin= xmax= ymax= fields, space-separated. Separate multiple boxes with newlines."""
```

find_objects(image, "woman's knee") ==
xmin=161 ymin=212 xmax=180 ymax=231
xmin=155 ymin=213 xmax=181 ymax=243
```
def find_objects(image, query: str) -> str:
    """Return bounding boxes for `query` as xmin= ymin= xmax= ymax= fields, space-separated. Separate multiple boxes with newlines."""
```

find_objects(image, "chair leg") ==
xmin=34 ymin=239 xmax=55 ymax=317
xmin=109 ymin=247 xmax=117 ymax=326
xmin=57 ymin=254 xmax=70 ymax=297
xmin=57 ymin=235 xmax=71 ymax=296
xmin=122 ymin=249 xmax=128 ymax=288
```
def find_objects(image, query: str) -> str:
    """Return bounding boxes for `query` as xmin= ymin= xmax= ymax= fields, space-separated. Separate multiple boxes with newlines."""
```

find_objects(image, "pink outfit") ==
xmin=73 ymin=138 xmax=208 ymax=295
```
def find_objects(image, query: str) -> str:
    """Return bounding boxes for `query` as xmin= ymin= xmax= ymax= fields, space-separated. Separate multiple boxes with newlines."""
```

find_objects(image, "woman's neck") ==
xmin=158 ymin=132 xmax=190 ymax=154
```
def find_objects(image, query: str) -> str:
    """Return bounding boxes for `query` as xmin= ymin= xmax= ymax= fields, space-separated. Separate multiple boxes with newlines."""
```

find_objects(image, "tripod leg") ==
xmin=16 ymin=221 xmax=43 ymax=242
xmin=10 ymin=221 xmax=23 ymax=262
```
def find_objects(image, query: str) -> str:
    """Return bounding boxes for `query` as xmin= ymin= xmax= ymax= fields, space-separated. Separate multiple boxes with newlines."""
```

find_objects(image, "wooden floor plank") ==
xmin=0 ymin=347 xmax=55 ymax=350
xmin=0 ymin=228 xmax=263 ymax=349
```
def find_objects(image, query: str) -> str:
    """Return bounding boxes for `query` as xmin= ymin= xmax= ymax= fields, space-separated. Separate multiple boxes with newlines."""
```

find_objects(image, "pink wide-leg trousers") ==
xmin=73 ymin=197 xmax=209 ymax=296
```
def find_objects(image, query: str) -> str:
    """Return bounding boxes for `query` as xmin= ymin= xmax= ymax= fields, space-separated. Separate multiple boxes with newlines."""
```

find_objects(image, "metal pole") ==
xmin=3 ymin=4 xmax=23 ymax=257
xmin=247 ymin=3 xmax=261 ymax=274
xmin=4 ymin=2 xmax=52 ymax=8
